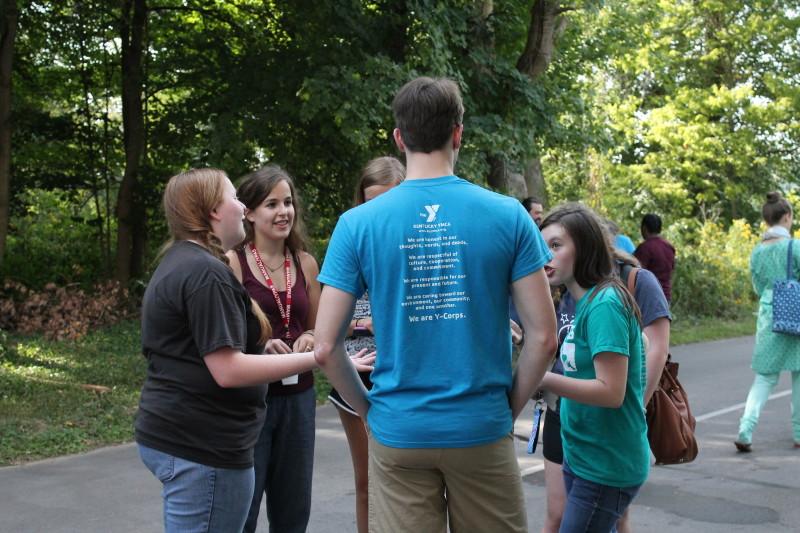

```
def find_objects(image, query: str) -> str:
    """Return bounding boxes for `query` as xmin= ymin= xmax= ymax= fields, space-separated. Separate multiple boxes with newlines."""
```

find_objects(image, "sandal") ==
xmin=734 ymin=441 xmax=752 ymax=453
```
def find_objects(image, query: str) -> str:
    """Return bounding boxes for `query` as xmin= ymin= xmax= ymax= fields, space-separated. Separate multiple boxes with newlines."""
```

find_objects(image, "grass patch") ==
xmin=671 ymin=313 xmax=756 ymax=346
xmin=0 ymin=320 xmax=145 ymax=466
xmin=0 ymin=312 xmax=757 ymax=465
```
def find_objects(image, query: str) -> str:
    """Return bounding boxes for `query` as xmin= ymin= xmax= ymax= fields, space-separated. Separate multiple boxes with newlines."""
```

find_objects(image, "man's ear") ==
xmin=452 ymin=124 xmax=463 ymax=150
xmin=393 ymin=128 xmax=406 ymax=152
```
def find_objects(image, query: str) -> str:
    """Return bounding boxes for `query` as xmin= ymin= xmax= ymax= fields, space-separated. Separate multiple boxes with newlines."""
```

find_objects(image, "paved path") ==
xmin=1 ymin=336 xmax=798 ymax=532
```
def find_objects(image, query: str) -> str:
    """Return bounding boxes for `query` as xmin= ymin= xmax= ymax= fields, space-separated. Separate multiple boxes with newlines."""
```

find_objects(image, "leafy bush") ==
xmin=670 ymin=219 xmax=759 ymax=319
xmin=0 ymin=280 xmax=135 ymax=341
xmin=2 ymin=188 xmax=114 ymax=288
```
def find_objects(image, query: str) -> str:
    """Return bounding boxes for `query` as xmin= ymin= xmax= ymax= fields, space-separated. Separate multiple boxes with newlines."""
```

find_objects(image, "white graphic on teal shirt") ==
xmin=422 ymin=204 xmax=440 ymax=222
xmin=561 ymin=327 xmax=577 ymax=372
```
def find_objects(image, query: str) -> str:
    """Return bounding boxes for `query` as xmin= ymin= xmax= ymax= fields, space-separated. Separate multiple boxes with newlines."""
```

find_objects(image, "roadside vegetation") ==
xmin=1 ymin=308 xmax=757 ymax=466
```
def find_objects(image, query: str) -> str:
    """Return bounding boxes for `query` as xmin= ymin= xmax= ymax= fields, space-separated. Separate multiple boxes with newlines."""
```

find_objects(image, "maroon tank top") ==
xmin=236 ymin=247 xmax=314 ymax=395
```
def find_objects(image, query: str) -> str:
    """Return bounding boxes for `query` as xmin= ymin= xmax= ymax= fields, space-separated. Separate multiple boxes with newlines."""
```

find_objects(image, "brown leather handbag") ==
xmin=645 ymin=357 xmax=699 ymax=465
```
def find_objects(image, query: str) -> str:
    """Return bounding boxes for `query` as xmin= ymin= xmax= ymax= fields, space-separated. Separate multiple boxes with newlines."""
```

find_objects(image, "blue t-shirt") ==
xmin=319 ymin=175 xmax=551 ymax=448
xmin=615 ymin=234 xmax=636 ymax=254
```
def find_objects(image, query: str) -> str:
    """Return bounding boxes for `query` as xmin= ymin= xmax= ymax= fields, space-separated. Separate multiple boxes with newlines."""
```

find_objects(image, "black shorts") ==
xmin=328 ymin=371 xmax=373 ymax=416
xmin=542 ymin=406 xmax=564 ymax=464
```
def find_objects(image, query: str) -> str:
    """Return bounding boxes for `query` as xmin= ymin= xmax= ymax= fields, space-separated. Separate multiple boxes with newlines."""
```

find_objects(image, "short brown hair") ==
xmin=354 ymin=156 xmax=405 ymax=206
xmin=392 ymin=77 xmax=464 ymax=153
xmin=762 ymin=191 xmax=792 ymax=226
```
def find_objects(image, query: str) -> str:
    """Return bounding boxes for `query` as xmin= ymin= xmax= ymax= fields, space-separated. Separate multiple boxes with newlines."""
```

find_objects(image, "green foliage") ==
xmin=545 ymin=0 xmax=799 ymax=229
xmin=670 ymin=219 xmax=759 ymax=319
xmin=4 ymin=0 xmax=798 ymax=325
xmin=0 ymin=320 xmax=144 ymax=465
xmin=2 ymin=189 xmax=113 ymax=287
xmin=0 ymin=329 xmax=10 ymax=360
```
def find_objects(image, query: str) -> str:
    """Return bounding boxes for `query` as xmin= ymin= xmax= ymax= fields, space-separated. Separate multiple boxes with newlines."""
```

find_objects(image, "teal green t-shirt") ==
xmin=560 ymin=285 xmax=650 ymax=487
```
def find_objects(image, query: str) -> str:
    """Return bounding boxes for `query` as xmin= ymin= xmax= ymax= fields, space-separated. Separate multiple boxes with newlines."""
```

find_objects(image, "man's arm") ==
xmin=314 ymin=285 xmax=371 ymax=418
xmin=642 ymin=317 xmax=670 ymax=403
xmin=509 ymin=268 xmax=558 ymax=420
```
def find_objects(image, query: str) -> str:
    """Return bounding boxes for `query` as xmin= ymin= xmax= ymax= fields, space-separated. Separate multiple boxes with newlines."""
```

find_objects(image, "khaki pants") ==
xmin=368 ymin=434 xmax=527 ymax=533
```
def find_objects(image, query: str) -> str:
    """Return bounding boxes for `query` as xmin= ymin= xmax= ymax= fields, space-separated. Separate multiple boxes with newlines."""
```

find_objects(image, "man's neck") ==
xmin=404 ymin=150 xmax=455 ymax=180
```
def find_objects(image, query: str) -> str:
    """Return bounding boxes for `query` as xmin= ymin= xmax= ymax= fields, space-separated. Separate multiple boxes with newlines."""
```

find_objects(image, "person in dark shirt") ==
xmin=522 ymin=196 xmax=545 ymax=227
xmin=135 ymin=168 xmax=374 ymax=533
xmin=634 ymin=213 xmax=676 ymax=301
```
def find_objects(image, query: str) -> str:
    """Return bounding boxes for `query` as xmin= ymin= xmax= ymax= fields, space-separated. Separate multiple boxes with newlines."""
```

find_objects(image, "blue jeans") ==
xmin=138 ymin=444 xmax=254 ymax=533
xmin=244 ymin=387 xmax=316 ymax=533
xmin=559 ymin=461 xmax=641 ymax=533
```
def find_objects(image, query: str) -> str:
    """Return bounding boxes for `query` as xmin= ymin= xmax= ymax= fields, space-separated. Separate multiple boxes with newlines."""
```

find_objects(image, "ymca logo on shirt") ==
xmin=421 ymin=204 xmax=440 ymax=222
xmin=560 ymin=327 xmax=577 ymax=372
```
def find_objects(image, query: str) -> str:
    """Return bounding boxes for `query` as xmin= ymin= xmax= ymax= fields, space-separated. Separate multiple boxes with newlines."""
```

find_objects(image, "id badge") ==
xmin=527 ymin=399 xmax=545 ymax=455
xmin=282 ymin=374 xmax=299 ymax=385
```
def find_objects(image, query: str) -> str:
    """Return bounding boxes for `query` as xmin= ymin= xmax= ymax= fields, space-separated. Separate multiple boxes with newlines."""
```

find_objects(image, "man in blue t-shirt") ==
xmin=314 ymin=77 xmax=557 ymax=532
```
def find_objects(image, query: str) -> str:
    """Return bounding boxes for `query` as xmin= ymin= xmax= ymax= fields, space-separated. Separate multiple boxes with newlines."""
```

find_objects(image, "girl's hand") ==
xmin=510 ymin=319 xmax=523 ymax=346
xmin=265 ymin=339 xmax=292 ymax=354
xmin=293 ymin=332 xmax=314 ymax=353
xmin=350 ymin=349 xmax=376 ymax=372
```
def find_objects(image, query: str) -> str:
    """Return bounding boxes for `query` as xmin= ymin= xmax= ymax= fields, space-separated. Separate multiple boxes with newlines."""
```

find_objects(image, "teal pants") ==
xmin=738 ymin=371 xmax=800 ymax=444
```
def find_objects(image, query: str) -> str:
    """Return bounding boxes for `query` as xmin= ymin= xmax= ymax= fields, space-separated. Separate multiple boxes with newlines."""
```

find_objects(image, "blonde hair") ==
xmin=163 ymin=168 xmax=228 ymax=264
xmin=354 ymin=156 xmax=406 ymax=206
xmin=161 ymin=168 xmax=271 ymax=345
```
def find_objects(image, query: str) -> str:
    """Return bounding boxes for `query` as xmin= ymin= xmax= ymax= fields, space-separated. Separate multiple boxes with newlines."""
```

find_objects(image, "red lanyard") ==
xmin=249 ymin=243 xmax=293 ymax=341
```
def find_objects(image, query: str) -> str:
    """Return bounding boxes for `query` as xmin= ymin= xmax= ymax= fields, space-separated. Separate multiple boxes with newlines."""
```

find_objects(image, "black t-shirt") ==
xmin=135 ymin=241 xmax=268 ymax=469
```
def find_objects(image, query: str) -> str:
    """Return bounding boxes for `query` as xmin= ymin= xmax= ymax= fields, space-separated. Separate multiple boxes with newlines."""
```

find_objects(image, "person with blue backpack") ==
xmin=735 ymin=191 xmax=800 ymax=452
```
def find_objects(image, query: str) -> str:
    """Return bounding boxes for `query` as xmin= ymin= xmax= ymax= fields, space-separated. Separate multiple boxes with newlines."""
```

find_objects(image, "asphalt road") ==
xmin=1 ymin=335 xmax=798 ymax=532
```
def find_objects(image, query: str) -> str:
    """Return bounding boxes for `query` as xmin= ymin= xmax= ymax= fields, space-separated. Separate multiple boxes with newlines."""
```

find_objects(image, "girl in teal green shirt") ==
xmin=539 ymin=203 xmax=649 ymax=532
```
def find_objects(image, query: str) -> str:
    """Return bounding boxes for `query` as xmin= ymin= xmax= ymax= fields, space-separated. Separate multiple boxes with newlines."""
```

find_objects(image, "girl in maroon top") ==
xmin=228 ymin=165 xmax=320 ymax=533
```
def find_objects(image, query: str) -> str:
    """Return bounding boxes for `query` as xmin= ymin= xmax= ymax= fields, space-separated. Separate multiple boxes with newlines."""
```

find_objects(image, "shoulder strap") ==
xmin=293 ymin=250 xmax=310 ymax=291
xmin=620 ymin=263 xmax=641 ymax=294
xmin=235 ymin=247 xmax=257 ymax=283
xmin=787 ymin=239 xmax=795 ymax=280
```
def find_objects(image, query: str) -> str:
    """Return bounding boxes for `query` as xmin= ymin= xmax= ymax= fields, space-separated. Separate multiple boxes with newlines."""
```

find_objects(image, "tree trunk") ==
xmin=115 ymin=0 xmax=147 ymax=283
xmin=516 ymin=0 xmax=562 ymax=79
xmin=523 ymin=158 xmax=546 ymax=202
xmin=0 ymin=0 xmax=17 ymax=269
xmin=513 ymin=0 xmax=566 ymax=205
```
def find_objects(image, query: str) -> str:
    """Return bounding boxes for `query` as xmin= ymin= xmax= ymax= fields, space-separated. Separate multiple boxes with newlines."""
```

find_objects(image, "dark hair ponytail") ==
xmin=762 ymin=191 xmax=792 ymax=226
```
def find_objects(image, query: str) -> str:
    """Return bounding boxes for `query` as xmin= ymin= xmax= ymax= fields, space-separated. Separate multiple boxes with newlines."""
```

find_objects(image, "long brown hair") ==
xmin=236 ymin=164 xmax=309 ymax=253
xmin=354 ymin=156 xmax=405 ymax=206
xmin=541 ymin=203 xmax=642 ymax=324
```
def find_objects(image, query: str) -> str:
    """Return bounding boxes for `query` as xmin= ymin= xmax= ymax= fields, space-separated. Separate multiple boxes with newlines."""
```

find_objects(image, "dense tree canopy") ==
xmin=1 ymin=0 xmax=798 ymax=291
